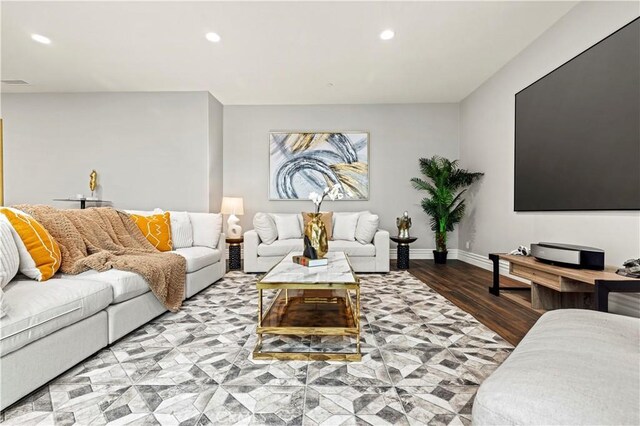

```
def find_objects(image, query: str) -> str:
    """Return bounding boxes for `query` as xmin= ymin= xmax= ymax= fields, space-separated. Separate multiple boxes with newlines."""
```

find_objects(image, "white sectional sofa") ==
xmin=473 ymin=309 xmax=640 ymax=425
xmin=244 ymin=211 xmax=390 ymax=273
xmin=0 ymin=211 xmax=226 ymax=410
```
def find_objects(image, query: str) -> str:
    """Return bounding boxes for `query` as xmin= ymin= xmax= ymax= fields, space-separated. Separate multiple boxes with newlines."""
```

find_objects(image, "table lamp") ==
xmin=221 ymin=197 xmax=244 ymax=238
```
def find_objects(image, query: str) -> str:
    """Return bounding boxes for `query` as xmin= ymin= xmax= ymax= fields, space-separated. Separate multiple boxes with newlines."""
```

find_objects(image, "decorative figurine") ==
xmin=396 ymin=211 xmax=412 ymax=239
xmin=89 ymin=170 xmax=97 ymax=197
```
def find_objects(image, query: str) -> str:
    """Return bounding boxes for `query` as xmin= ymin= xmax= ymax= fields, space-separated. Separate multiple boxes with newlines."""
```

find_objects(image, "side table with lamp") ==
xmin=221 ymin=197 xmax=244 ymax=270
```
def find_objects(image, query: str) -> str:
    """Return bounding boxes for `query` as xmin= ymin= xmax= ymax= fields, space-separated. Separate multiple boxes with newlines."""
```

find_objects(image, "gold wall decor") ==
xmin=89 ymin=170 xmax=97 ymax=196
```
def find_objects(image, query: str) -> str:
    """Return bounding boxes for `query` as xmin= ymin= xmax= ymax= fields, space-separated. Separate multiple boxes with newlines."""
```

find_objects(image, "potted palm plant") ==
xmin=411 ymin=156 xmax=483 ymax=264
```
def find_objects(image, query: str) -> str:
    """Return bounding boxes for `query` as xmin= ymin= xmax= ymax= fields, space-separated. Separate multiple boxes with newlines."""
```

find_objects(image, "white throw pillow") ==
xmin=355 ymin=211 xmax=379 ymax=244
xmin=333 ymin=212 xmax=360 ymax=241
xmin=0 ymin=216 xmax=20 ymax=289
xmin=272 ymin=214 xmax=302 ymax=240
xmin=253 ymin=213 xmax=278 ymax=244
xmin=189 ymin=213 xmax=223 ymax=249
xmin=167 ymin=211 xmax=193 ymax=249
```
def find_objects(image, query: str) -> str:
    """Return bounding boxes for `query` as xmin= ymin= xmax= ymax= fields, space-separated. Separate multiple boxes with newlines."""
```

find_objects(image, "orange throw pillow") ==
xmin=130 ymin=212 xmax=173 ymax=252
xmin=0 ymin=207 xmax=61 ymax=281
xmin=302 ymin=212 xmax=334 ymax=240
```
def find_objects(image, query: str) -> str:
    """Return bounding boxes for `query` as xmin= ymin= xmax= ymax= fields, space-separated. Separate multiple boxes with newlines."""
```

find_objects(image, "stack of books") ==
xmin=292 ymin=255 xmax=328 ymax=267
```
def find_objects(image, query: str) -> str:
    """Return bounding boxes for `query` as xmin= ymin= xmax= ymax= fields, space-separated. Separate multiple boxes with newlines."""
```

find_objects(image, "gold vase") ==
xmin=303 ymin=213 xmax=328 ymax=259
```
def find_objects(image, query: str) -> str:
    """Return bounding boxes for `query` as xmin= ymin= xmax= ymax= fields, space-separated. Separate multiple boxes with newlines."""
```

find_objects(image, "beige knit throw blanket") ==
xmin=14 ymin=205 xmax=186 ymax=311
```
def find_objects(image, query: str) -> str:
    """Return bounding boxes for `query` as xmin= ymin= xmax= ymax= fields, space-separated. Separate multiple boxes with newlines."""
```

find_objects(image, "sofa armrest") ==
xmin=374 ymin=229 xmax=390 ymax=273
xmin=244 ymin=230 xmax=260 ymax=273
xmin=217 ymin=232 xmax=226 ymax=263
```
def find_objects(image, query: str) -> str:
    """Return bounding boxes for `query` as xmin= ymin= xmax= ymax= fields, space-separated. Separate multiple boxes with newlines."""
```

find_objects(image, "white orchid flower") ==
xmin=308 ymin=192 xmax=323 ymax=205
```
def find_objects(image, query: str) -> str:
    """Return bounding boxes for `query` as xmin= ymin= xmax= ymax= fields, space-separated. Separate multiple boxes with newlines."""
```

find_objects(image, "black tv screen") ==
xmin=514 ymin=18 xmax=640 ymax=211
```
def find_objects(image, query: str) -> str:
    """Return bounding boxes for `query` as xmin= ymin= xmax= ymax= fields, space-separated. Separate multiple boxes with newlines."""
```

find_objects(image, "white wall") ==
xmin=223 ymin=104 xmax=461 ymax=251
xmin=2 ymin=92 xmax=213 ymax=212
xmin=208 ymin=93 xmax=224 ymax=213
xmin=459 ymin=1 xmax=640 ymax=266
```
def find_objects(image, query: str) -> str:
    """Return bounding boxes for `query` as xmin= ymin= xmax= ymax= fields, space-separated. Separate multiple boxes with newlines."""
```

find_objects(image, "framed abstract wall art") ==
xmin=269 ymin=132 xmax=369 ymax=200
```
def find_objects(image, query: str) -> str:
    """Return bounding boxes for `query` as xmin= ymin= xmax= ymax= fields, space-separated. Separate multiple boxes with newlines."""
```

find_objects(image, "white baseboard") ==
xmin=456 ymin=250 xmax=529 ymax=283
xmin=390 ymin=247 xmax=528 ymax=284
xmin=390 ymin=248 xmax=461 ymax=260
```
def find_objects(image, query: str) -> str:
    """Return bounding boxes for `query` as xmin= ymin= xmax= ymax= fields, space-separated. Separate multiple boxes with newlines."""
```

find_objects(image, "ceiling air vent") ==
xmin=1 ymin=80 xmax=29 ymax=85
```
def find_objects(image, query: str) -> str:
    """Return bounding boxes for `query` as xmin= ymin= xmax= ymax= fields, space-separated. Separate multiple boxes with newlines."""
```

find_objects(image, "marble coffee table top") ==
xmin=259 ymin=251 xmax=357 ymax=284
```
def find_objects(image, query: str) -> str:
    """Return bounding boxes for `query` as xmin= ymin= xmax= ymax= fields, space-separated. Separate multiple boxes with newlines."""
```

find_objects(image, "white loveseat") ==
xmin=244 ymin=211 xmax=390 ymax=273
xmin=0 ymin=210 xmax=226 ymax=410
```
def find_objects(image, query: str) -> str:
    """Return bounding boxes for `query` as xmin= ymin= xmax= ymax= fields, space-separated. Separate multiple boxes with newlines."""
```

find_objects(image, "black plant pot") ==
xmin=433 ymin=250 xmax=448 ymax=264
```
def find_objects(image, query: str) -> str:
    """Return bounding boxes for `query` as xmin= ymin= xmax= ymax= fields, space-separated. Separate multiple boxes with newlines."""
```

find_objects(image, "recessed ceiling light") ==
xmin=379 ymin=29 xmax=395 ymax=41
xmin=31 ymin=34 xmax=51 ymax=45
xmin=205 ymin=32 xmax=221 ymax=43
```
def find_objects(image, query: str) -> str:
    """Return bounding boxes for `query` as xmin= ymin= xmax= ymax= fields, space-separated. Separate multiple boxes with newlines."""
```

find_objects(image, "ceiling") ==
xmin=1 ymin=1 xmax=577 ymax=104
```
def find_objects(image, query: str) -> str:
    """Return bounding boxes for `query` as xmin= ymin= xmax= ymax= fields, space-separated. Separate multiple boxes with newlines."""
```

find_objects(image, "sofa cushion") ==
xmin=174 ymin=247 xmax=222 ymax=273
xmin=272 ymin=214 xmax=302 ymax=240
xmin=0 ymin=276 xmax=112 ymax=356
xmin=355 ymin=211 xmax=379 ymax=244
xmin=329 ymin=240 xmax=375 ymax=257
xmin=253 ymin=213 xmax=278 ymax=245
xmin=256 ymin=239 xmax=375 ymax=258
xmin=257 ymin=239 xmax=303 ymax=257
xmin=165 ymin=210 xmax=193 ymax=249
xmin=190 ymin=213 xmax=222 ymax=249
xmin=0 ymin=208 xmax=61 ymax=282
xmin=0 ymin=218 xmax=19 ymax=289
xmin=333 ymin=212 xmax=359 ymax=241
xmin=473 ymin=309 xmax=640 ymax=426
xmin=64 ymin=269 xmax=150 ymax=304
xmin=130 ymin=212 xmax=173 ymax=252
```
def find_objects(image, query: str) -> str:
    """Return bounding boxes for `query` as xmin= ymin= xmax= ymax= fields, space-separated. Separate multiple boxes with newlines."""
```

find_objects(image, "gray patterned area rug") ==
xmin=1 ymin=271 xmax=513 ymax=426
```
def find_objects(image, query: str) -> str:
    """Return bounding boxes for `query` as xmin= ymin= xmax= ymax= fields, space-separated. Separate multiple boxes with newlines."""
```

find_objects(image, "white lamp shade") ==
xmin=221 ymin=197 xmax=244 ymax=215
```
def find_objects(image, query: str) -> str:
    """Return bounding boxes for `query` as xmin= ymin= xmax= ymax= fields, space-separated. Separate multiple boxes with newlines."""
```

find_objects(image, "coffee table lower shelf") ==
xmin=253 ymin=288 xmax=361 ymax=361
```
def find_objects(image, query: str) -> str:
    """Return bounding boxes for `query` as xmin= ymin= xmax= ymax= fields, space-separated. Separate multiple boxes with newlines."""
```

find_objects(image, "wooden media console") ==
xmin=489 ymin=253 xmax=638 ymax=310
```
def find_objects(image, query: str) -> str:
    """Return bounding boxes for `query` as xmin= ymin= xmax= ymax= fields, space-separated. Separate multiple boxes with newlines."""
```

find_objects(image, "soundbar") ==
xmin=530 ymin=242 xmax=605 ymax=270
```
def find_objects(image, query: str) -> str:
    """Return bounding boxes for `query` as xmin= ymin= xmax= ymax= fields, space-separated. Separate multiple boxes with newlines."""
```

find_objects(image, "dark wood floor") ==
xmin=392 ymin=259 xmax=541 ymax=346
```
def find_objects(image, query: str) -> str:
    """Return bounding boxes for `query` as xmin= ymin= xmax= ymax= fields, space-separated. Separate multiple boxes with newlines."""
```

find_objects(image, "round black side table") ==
xmin=226 ymin=237 xmax=244 ymax=270
xmin=390 ymin=237 xmax=418 ymax=270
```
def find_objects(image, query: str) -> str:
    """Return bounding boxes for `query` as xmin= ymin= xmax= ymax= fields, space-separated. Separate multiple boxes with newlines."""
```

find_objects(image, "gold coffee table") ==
xmin=253 ymin=251 xmax=361 ymax=361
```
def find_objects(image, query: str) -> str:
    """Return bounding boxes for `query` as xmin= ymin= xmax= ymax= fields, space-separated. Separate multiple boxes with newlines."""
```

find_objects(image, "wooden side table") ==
xmin=226 ymin=237 xmax=243 ymax=270
xmin=390 ymin=237 xmax=418 ymax=269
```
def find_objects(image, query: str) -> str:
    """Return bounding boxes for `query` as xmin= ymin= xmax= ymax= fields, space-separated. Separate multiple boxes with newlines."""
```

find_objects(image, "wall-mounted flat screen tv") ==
xmin=514 ymin=18 xmax=639 ymax=211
